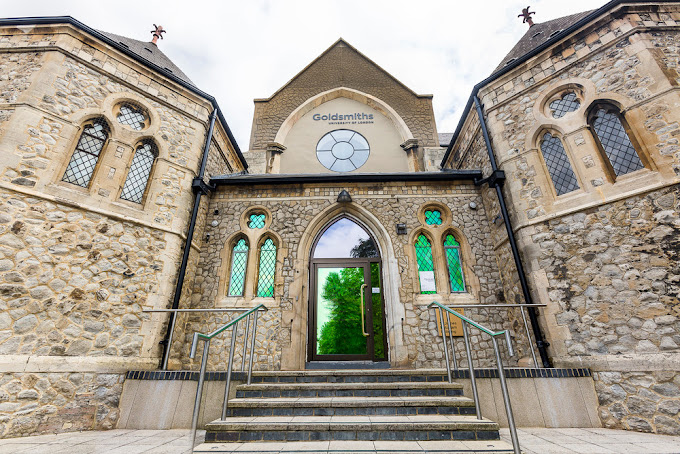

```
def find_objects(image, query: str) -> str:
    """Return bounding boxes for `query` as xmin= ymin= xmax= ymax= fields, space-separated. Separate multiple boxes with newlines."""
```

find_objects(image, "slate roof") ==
xmin=438 ymin=133 xmax=453 ymax=147
xmin=492 ymin=10 xmax=594 ymax=74
xmin=98 ymin=30 xmax=195 ymax=86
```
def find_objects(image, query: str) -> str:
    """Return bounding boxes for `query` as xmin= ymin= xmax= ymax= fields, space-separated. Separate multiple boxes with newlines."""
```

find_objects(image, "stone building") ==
xmin=0 ymin=0 xmax=679 ymax=443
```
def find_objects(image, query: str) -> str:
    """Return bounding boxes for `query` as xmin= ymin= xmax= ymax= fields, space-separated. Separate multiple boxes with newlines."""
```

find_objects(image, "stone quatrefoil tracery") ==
xmin=116 ymin=102 xmax=149 ymax=131
xmin=316 ymin=129 xmax=370 ymax=172
xmin=549 ymin=92 xmax=581 ymax=119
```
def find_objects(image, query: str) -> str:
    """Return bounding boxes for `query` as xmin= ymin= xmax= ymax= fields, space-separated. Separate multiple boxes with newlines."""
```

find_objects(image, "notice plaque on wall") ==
xmin=435 ymin=308 xmax=465 ymax=337
xmin=419 ymin=271 xmax=436 ymax=292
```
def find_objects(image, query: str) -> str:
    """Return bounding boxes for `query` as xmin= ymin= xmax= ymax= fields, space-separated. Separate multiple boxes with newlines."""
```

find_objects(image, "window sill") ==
xmin=414 ymin=292 xmax=477 ymax=306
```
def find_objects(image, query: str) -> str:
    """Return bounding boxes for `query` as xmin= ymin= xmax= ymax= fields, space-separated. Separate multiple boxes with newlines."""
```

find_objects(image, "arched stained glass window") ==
xmin=257 ymin=238 xmax=277 ymax=297
xmin=415 ymin=234 xmax=436 ymax=294
xmin=62 ymin=118 xmax=109 ymax=187
xmin=228 ymin=238 xmax=249 ymax=296
xmin=120 ymin=140 xmax=158 ymax=204
xmin=444 ymin=235 xmax=465 ymax=292
xmin=540 ymin=133 xmax=579 ymax=196
xmin=589 ymin=105 xmax=644 ymax=177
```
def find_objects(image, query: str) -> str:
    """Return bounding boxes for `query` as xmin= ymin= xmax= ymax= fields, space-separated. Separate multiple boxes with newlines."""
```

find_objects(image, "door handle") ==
xmin=359 ymin=283 xmax=369 ymax=337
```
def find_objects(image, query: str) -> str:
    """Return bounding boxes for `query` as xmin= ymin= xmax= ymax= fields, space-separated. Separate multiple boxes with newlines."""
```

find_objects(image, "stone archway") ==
xmin=280 ymin=203 xmax=408 ymax=370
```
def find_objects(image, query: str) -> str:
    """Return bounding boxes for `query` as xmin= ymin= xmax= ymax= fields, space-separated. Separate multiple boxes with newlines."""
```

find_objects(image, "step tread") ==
xmin=251 ymin=369 xmax=450 ymax=377
xmin=206 ymin=415 xmax=499 ymax=431
xmin=238 ymin=382 xmax=464 ymax=390
xmin=227 ymin=396 xmax=475 ymax=408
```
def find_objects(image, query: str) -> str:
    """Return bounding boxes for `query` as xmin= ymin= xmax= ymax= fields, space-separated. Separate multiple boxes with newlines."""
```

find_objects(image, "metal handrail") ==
xmin=187 ymin=304 xmax=268 ymax=449
xmin=428 ymin=301 xmax=521 ymax=454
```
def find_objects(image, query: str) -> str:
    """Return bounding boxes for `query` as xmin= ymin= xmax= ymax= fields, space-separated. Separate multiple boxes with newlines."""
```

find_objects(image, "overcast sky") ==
xmin=5 ymin=0 xmax=603 ymax=149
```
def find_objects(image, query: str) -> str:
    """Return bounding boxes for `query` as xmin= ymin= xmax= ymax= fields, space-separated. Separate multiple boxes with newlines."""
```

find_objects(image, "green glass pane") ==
xmin=316 ymin=267 xmax=367 ymax=355
xmin=444 ymin=234 xmax=460 ymax=247
xmin=257 ymin=238 xmax=276 ymax=297
xmin=248 ymin=214 xmax=265 ymax=229
xmin=228 ymin=239 xmax=248 ymax=296
xmin=424 ymin=210 xmax=442 ymax=226
xmin=415 ymin=234 xmax=436 ymax=294
xmin=445 ymin=235 xmax=465 ymax=292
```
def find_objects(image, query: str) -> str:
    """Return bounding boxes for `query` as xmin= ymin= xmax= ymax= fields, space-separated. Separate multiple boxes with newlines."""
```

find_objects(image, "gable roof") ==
xmin=257 ymin=38 xmax=432 ymax=101
xmin=493 ymin=10 xmax=594 ymax=74
xmin=98 ymin=30 xmax=195 ymax=86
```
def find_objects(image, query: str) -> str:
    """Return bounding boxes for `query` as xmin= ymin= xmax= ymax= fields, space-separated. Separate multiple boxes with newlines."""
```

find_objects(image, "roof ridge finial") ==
xmin=151 ymin=24 xmax=166 ymax=45
xmin=518 ymin=6 xmax=536 ymax=28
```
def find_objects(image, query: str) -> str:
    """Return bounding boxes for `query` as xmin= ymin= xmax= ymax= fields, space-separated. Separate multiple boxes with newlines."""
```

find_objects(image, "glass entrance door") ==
xmin=313 ymin=264 xmax=371 ymax=359
xmin=308 ymin=217 xmax=387 ymax=362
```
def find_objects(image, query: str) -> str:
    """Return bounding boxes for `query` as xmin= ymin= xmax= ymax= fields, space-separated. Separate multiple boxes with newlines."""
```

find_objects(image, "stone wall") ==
xmin=176 ymin=181 xmax=533 ymax=370
xmin=0 ymin=372 xmax=123 ymax=438
xmin=596 ymin=371 xmax=680 ymax=435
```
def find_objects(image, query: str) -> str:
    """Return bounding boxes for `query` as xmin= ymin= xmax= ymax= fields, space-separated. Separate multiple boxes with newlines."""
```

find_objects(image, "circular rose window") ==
xmin=316 ymin=130 xmax=370 ymax=172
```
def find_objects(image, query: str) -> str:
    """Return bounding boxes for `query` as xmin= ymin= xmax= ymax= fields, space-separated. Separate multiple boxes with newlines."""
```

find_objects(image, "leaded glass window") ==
xmin=248 ymin=213 xmax=265 ymax=229
xmin=62 ymin=119 xmax=109 ymax=187
xmin=228 ymin=238 xmax=249 ymax=296
xmin=549 ymin=92 xmax=580 ymax=118
xmin=120 ymin=140 xmax=158 ymax=204
xmin=116 ymin=102 xmax=148 ymax=131
xmin=415 ymin=234 xmax=436 ymax=294
xmin=424 ymin=210 xmax=442 ymax=226
xmin=590 ymin=106 xmax=644 ymax=176
xmin=256 ymin=238 xmax=277 ymax=297
xmin=540 ymin=133 xmax=579 ymax=196
xmin=444 ymin=235 xmax=465 ymax=292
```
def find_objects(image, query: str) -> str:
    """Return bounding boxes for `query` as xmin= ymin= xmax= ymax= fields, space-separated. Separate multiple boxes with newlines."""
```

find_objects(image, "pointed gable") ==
xmin=249 ymin=39 xmax=438 ymax=150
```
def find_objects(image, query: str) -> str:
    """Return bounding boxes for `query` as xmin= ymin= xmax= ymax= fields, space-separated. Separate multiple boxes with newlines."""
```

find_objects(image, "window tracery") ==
xmin=62 ymin=118 xmax=109 ymax=188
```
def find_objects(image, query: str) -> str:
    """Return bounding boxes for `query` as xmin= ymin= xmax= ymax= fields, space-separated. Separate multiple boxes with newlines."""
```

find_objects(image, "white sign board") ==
xmin=419 ymin=271 xmax=436 ymax=292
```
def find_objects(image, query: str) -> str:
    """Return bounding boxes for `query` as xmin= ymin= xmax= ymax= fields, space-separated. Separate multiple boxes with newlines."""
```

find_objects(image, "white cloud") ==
xmin=3 ymin=0 xmax=605 ymax=147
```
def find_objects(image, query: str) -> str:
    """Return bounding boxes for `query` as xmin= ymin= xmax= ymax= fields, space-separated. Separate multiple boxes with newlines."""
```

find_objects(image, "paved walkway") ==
xmin=0 ymin=428 xmax=678 ymax=453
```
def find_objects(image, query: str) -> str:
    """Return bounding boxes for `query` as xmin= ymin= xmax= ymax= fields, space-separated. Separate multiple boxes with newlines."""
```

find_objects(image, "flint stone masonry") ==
xmin=0 ymin=189 xmax=167 ymax=358
xmin=0 ymin=372 xmax=123 ymax=438
xmin=596 ymin=371 xmax=680 ymax=435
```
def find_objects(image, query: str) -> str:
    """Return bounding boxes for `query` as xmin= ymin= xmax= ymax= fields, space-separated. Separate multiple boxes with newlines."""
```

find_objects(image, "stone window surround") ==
xmin=114 ymin=101 xmax=151 ymax=131
xmin=52 ymin=93 xmax=164 ymax=209
xmin=526 ymin=80 xmax=656 ymax=202
xmin=217 ymin=207 xmax=282 ymax=305
xmin=411 ymin=203 xmax=479 ymax=306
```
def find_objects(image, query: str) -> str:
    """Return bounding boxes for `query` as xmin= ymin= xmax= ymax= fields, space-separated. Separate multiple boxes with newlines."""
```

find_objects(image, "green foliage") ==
xmin=317 ymin=267 xmax=367 ymax=355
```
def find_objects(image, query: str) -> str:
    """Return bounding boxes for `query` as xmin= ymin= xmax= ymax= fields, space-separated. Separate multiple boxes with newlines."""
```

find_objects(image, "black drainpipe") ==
xmin=473 ymin=94 xmax=552 ymax=368
xmin=159 ymin=109 xmax=218 ymax=369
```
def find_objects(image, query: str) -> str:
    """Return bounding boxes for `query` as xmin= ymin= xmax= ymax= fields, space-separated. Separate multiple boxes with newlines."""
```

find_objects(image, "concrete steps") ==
xmin=204 ymin=370 xmax=501 ymax=444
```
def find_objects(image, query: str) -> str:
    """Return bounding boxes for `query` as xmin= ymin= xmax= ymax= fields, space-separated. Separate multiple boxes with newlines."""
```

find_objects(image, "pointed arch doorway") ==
xmin=308 ymin=217 xmax=388 ymax=362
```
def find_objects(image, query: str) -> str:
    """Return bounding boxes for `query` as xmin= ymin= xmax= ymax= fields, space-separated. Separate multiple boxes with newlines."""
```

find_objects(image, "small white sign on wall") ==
xmin=419 ymin=271 xmax=436 ymax=292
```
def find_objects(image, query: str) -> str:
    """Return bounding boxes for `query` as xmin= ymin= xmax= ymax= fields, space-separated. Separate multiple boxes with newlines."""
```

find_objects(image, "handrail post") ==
xmin=438 ymin=307 xmax=452 ymax=383
xmin=190 ymin=338 xmax=210 ymax=450
xmin=221 ymin=323 xmax=239 ymax=420
xmin=492 ymin=335 xmax=520 ymax=454
xmin=247 ymin=309 xmax=259 ymax=385
xmin=241 ymin=313 xmax=251 ymax=371
xmin=520 ymin=306 xmax=539 ymax=368
xmin=446 ymin=310 xmax=458 ymax=371
xmin=462 ymin=322 xmax=482 ymax=420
